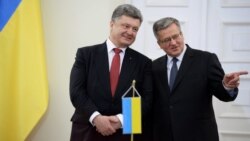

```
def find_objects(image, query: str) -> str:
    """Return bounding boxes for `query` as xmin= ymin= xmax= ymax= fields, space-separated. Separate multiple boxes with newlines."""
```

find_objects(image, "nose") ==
xmin=127 ymin=28 xmax=135 ymax=35
xmin=169 ymin=38 xmax=177 ymax=45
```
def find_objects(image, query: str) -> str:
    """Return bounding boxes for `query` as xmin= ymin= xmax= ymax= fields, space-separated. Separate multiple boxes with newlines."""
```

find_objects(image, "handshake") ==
xmin=93 ymin=115 xmax=122 ymax=136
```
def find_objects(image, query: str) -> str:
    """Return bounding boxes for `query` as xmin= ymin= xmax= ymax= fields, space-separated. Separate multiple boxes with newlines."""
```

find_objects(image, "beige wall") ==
xmin=27 ymin=0 xmax=125 ymax=140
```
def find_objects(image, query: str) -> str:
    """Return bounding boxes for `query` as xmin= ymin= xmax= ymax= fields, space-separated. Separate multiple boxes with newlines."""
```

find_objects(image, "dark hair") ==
xmin=111 ymin=4 xmax=143 ymax=23
xmin=153 ymin=17 xmax=181 ymax=38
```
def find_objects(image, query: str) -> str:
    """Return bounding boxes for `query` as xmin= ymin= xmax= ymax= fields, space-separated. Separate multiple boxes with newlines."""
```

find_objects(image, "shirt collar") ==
xmin=167 ymin=44 xmax=187 ymax=64
xmin=106 ymin=38 xmax=127 ymax=53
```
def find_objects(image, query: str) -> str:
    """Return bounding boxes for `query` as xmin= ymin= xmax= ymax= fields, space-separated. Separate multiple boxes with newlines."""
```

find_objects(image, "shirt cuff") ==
xmin=226 ymin=89 xmax=237 ymax=97
xmin=116 ymin=114 xmax=123 ymax=128
xmin=222 ymin=82 xmax=237 ymax=97
xmin=89 ymin=111 xmax=101 ymax=126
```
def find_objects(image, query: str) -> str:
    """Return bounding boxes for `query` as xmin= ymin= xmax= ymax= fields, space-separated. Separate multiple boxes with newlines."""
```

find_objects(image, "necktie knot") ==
xmin=172 ymin=57 xmax=178 ymax=64
xmin=113 ymin=48 xmax=122 ymax=54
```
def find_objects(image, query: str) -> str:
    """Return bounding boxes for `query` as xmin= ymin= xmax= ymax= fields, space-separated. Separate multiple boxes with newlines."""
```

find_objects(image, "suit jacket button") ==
xmin=170 ymin=105 xmax=173 ymax=109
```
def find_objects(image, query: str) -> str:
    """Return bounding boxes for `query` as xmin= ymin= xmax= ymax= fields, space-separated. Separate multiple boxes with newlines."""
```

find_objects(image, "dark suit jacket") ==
xmin=70 ymin=42 xmax=153 ymax=141
xmin=152 ymin=45 xmax=238 ymax=141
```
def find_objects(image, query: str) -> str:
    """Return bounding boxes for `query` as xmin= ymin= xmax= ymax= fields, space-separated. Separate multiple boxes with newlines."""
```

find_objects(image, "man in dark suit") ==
xmin=152 ymin=17 xmax=248 ymax=141
xmin=69 ymin=4 xmax=153 ymax=141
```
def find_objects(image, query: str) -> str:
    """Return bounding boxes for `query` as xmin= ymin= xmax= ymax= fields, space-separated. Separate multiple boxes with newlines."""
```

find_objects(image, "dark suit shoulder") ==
xmin=126 ymin=47 xmax=152 ymax=62
xmin=188 ymin=46 xmax=216 ymax=57
xmin=153 ymin=55 xmax=165 ymax=63
xmin=75 ymin=42 xmax=106 ymax=60
xmin=78 ymin=42 xmax=105 ymax=53
xmin=152 ymin=55 xmax=166 ymax=66
xmin=181 ymin=45 xmax=220 ymax=65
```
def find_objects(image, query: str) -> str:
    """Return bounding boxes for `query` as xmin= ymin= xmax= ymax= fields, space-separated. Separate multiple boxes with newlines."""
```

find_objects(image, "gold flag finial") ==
xmin=132 ymin=80 xmax=136 ymax=97
xmin=132 ymin=80 xmax=136 ymax=87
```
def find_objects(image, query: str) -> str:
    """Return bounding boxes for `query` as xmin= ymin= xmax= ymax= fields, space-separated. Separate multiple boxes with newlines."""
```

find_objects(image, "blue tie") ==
xmin=169 ymin=57 xmax=178 ymax=91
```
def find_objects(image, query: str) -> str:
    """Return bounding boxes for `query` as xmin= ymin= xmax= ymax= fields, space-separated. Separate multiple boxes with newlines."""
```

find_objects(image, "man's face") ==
xmin=157 ymin=23 xmax=185 ymax=57
xmin=109 ymin=15 xmax=141 ymax=48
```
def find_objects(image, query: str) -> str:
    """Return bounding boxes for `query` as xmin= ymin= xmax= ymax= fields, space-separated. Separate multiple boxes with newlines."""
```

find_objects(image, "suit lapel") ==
xmin=172 ymin=46 xmax=195 ymax=92
xmin=114 ymin=48 xmax=136 ymax=98
xmin=158 ymin=56 xmax=170 ymax=92
xmin=95 ymin=43 xmax=112 ymax=99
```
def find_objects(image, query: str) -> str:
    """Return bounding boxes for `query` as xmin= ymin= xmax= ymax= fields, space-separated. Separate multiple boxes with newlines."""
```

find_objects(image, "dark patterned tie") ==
xmin=169 ymin=57 xmax=178 ymax=91
xmin=110 ymin=48 xmax=122 ymax=96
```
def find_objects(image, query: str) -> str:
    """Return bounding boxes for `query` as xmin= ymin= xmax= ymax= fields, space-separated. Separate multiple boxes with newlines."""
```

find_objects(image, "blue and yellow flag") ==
xmin=122 ymin=97 xmax=142 ymax=134
xmin=122 ymin=82 xmax=142 ymax=135
xmin=0 ymin=0 xmax=48 ymax=140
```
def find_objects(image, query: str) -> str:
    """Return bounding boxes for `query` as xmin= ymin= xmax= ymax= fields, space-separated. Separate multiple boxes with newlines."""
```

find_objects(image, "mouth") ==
xmin=122 ymin=33 xmax=134 ymax=41
xmin=123 ymin=36 xmax=134 ymax=42
xmin=171 ymin=46 xmax=178 ymax=50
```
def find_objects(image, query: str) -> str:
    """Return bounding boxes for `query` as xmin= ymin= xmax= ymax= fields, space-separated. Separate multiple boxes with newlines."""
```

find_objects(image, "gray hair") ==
xmin=153 ymin=17 xmax=181 ymax=38
xmin=111 ymin=4 xmax=143 ymax=23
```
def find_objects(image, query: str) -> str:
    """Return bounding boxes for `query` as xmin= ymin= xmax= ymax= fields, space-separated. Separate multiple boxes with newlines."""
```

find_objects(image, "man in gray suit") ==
xmin=69 ymin=4 xmax=153 ymax=141
xmin=152 ymin=17 xmax=248 ymax=141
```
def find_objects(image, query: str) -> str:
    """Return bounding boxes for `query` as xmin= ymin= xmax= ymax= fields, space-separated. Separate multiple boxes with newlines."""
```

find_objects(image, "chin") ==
xmin=123 ymin=41 xmax=133 ymax=46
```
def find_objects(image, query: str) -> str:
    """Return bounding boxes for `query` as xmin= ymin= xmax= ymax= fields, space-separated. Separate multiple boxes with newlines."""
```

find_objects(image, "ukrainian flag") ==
xmin=122 ymin=97 xmax=142 ymax=134
xmin=0 ymin=0 xmax=48 ymax=141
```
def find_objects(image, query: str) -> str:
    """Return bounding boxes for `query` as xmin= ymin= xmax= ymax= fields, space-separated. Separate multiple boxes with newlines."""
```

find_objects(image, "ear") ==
xmin=110 ymin=20 xmax=114 ymax=28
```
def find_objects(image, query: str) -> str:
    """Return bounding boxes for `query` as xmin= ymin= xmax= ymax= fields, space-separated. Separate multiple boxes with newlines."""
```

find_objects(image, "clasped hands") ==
xmin=93 ymin=115 xmax=122 ymax=136
xmin=91 ymin=71 xmax=249 ymax=136
xmin=223 ymin=71 xmax=248 ymax=89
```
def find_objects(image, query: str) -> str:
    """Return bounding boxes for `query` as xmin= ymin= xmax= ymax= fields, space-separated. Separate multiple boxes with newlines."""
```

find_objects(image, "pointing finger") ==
xmin=234 ymin=71 xmax=248 ymax=76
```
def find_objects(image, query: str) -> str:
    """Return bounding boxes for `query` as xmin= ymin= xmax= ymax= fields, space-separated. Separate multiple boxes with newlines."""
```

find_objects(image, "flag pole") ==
xmin=132 ymin=80 xmax=136 ymax=97
xmin=131 ymin=131 xmax=133 ymax=141
xmin=131 ymin=80 xmax=136 ymax=141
